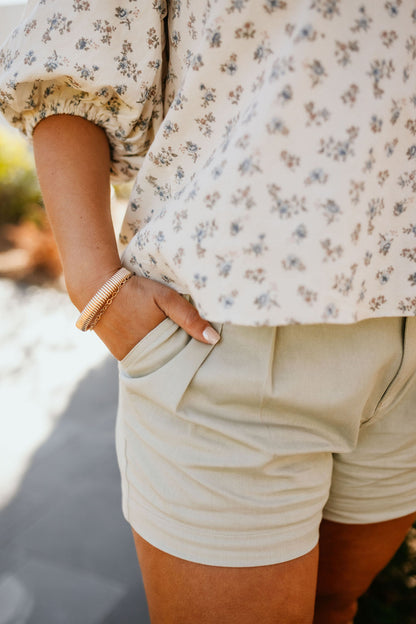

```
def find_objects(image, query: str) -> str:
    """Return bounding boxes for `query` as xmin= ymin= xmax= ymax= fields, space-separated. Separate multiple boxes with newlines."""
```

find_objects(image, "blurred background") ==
xmin=0 ymin=1 xmax=415 ymax=622
xmin=0 ymin=3 xmax=151 ymax=622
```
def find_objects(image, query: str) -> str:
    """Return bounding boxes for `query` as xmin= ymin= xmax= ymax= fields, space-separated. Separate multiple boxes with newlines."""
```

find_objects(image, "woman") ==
xmin=1 ymin=1 xmax=416 ymax=622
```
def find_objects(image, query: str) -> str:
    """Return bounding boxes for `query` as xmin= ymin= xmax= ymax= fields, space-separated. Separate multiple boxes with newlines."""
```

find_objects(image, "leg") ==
xmin=132 ymin=529 xmax=319 ymax=624
xmin=314 ymin=513 xmax=416 ymax=624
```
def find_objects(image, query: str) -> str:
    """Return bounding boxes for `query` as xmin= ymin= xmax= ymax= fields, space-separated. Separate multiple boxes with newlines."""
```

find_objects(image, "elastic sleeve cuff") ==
xmin=2 ymin=79 xmax=161 ymax=182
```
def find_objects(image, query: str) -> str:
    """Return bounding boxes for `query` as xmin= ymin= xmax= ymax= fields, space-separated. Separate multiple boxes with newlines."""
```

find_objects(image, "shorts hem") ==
xmin=322 ymin=502 xmax=416 ymax=525
xmin=122 ymin=497 xmax=319 ymax=567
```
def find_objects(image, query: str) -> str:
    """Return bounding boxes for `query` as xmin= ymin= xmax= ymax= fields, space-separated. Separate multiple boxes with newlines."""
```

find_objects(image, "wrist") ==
xmin=66 ymin=263 xmax=124 ymax=311
xmin=75 ymin=267 xmax=134 ymax=331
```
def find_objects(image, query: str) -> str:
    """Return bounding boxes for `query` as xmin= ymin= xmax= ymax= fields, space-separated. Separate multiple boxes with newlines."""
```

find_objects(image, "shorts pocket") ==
xmin=119 ymin=317 xmax=179 ymax=375
xmin=119 ymin=322 xmax=223 ymax=412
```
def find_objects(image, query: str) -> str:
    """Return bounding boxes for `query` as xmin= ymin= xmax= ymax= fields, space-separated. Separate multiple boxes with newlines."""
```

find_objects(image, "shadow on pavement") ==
xmin=0 ymin=356 xmax=150 ymax=624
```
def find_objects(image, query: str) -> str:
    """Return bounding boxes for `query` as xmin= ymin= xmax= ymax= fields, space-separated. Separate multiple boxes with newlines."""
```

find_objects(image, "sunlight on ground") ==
xmin=0 ymin=279 xmax=109 ymax=508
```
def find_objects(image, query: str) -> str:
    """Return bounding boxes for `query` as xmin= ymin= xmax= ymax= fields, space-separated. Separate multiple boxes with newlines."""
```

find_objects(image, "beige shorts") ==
xmin=116 ymin=315 xmax=416 ymax=567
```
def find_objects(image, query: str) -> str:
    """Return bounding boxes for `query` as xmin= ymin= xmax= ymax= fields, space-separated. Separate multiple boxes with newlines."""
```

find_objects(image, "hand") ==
xmin=79 ymin=274 xmax=221 ymax=361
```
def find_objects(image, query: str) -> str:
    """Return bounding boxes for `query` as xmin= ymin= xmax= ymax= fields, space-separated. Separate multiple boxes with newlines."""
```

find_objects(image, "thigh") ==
xmin=132 ymin=530 xmax=319 ymax=624
xmin=314 ymin=514 xmax=416 ymax=624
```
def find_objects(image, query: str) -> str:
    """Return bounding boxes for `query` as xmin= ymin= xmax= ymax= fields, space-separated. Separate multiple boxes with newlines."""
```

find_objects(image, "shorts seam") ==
xmin=123 ymin=436 xmax=131 ymax=520
xmin=258 ymin=326 xmax=278 ymax=433
xmin=362 ymin=316 xmax=407 ymax=425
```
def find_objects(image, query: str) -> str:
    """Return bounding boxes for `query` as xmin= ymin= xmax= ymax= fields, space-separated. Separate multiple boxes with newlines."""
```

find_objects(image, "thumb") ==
xmin=154 ymin=287 xmax=221 ymax=345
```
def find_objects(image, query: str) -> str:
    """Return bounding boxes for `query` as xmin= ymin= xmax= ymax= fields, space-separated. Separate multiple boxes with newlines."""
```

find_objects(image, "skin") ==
xmin=132 ymin=532 xmax=319 ymax=624
xmin=131 ymin=514 xmax=416 ymax=624
xmin=32 ymin=114 xmax=219 ymax=361
xmin=314 ymin=515 xmax=416 ymax=623
xmin=33 ymin=114 xmax=416 ymax=623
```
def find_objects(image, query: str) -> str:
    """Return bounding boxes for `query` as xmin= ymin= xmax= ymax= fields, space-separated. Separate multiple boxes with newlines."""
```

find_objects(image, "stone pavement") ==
xmin=0 ymin=278 xmax=150 ymax=623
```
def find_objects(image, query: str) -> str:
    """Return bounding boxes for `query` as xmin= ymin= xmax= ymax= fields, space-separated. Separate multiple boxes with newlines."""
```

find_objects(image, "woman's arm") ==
xmin=33 ymin=114 xmax=220 ymax=359
xmin=33 ymin=114 xmax=119 ymax=302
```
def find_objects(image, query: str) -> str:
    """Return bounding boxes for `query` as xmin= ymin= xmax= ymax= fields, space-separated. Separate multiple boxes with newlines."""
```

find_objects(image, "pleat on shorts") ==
xmin=116 ymin=314 xmax=416 ymax=567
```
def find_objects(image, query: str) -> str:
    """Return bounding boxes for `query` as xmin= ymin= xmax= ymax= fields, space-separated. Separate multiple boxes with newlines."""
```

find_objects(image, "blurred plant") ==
xmin=112 ymin=180 xmax=134 ymax=200
xmin=0 ymin=125 xmax=43 ymax=226
xmin=0 ymin=125 xmax=62 ymax=282
xmin=355 ymin=524 xmax=416 ymax=623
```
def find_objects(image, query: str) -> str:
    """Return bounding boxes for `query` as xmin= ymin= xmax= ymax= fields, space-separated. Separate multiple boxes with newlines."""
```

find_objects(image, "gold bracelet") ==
xmin=75 ymin=267 xmax=134 ymax=332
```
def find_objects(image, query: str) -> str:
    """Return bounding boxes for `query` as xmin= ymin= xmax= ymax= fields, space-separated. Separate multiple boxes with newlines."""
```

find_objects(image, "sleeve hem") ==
xmin=1 ymin=81 xmax=162 ymax=183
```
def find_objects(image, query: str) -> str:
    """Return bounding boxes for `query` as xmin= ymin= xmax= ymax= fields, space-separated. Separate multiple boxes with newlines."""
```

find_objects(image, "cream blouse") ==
xmin=1 ymin=0 xmax=416 ymax=325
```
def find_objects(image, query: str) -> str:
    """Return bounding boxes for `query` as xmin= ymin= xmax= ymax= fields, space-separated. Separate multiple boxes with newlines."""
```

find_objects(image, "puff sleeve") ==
xmin=0 ymin=0 xmax=167 ymax=181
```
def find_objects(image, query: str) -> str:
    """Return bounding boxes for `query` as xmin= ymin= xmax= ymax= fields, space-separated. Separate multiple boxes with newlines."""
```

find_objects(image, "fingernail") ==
xmin=203 ymin=326 xmax=221 ymax=345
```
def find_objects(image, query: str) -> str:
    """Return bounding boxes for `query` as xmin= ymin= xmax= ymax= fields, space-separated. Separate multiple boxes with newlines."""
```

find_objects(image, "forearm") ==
xmin=32 ymin=114 xmax=121 ymax=309
xmin=32 ymin=114 xmax=219 ymax=355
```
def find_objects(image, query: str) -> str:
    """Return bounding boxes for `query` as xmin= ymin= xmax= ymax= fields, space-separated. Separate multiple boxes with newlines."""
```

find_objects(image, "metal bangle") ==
xmin=75 ymin=267 xmax=134 ymax=332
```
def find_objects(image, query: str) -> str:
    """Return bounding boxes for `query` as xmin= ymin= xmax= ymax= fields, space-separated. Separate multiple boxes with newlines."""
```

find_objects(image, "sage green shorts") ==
xmin=116 ymin=315 xmax=416 ymax=567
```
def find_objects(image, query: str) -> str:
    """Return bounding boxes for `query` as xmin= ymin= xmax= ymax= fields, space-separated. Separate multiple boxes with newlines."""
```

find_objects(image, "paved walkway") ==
xmin=0 ymin=278 xmax=150 ymax=623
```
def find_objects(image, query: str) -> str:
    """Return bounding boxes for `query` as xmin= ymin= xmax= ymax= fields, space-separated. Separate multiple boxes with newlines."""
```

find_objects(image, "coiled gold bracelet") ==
xmin=75 ymin=267 xmax=134 ymax=331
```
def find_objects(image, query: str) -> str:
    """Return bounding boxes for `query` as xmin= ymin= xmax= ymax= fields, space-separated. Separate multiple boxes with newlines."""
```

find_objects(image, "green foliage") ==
xmin=0 ymin=125 xmax=44 ymax=226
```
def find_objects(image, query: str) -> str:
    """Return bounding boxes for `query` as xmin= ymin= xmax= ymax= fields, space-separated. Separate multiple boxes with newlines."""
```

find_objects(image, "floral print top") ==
xmin=1 ymin=0 xmax=416 ymax=326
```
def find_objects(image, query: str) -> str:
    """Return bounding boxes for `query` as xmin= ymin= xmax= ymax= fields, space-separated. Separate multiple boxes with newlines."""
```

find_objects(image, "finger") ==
xmin=154 ymin=285 xmax=221 ymax=345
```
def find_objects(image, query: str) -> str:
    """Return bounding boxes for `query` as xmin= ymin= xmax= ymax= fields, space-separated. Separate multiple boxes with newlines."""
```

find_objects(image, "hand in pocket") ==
xmin=90 ymin=275 xmax=221 ymax=360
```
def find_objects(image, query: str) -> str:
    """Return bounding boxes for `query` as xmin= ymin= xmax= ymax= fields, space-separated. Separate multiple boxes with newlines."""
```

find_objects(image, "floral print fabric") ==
xmin=0 ymin=0 xmax=167 ymax=180
xmin=1 ymin=0 xmax=416 ymax=326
